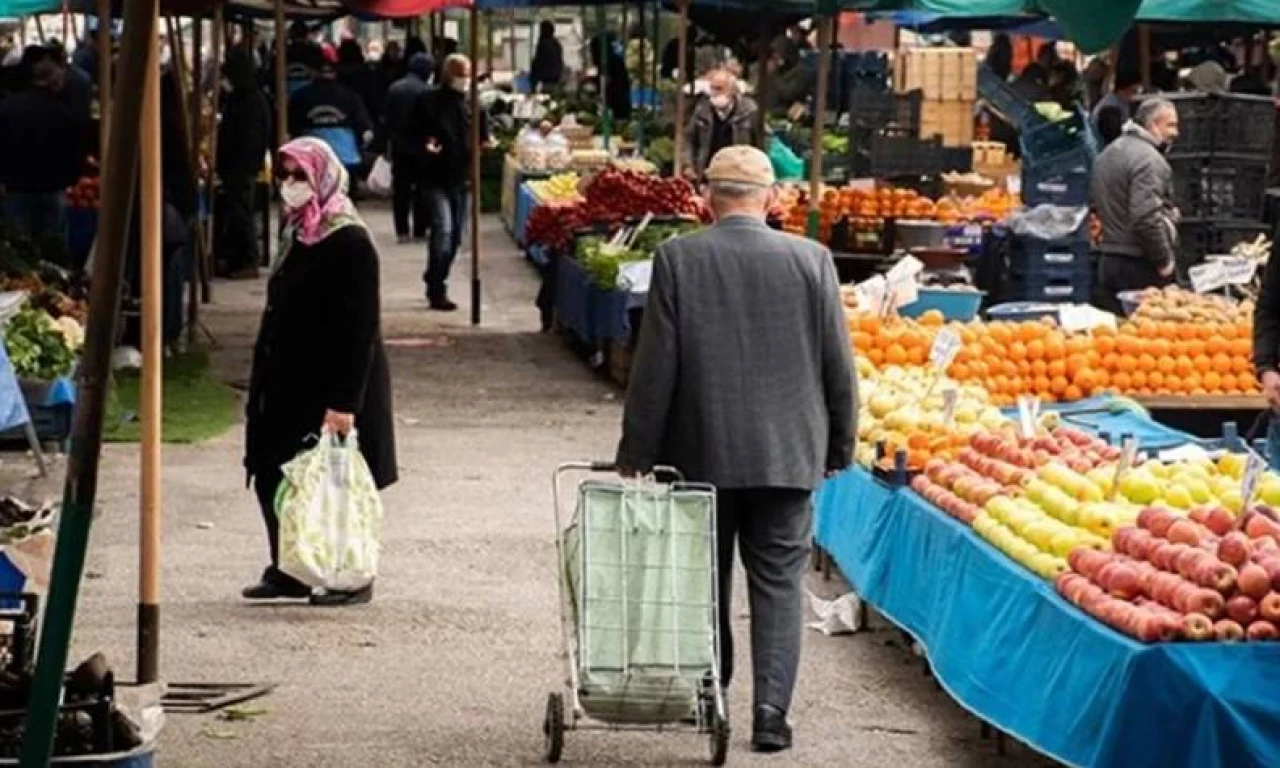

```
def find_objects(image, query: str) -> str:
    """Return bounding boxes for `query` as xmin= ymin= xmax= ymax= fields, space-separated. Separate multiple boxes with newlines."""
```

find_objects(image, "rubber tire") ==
xmin=709 ymin=711 xmax=729 ymax=766
xmin=544 ymin=692 xmax=565 ymax=763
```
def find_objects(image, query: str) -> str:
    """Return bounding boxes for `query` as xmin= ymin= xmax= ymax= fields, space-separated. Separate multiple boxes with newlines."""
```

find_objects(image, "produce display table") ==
xmin=514 ymin=182 xmax=543 ymax=246
xmin=500 ymin=155 xmax=551 ymax=235
xmin=1130 ymin=395 xmax=1267 ymax=441
xmin=553 ymin=254 xmax=644 ymax=352
xmin=1036 ymin=396 xmax=1202 ymax=452
xmin=816 ymin=465 xmax=1280 ymax=768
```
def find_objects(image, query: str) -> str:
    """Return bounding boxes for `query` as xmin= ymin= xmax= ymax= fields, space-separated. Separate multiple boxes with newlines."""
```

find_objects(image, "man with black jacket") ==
xmin=414 ymin=53 xmax=489 ymax=311
xmin=288 ymin=46 xmax=373 ymax=179
xmin=384 ymin=52 xmax=433 ymax=244
xmin=217 ymin=46 xmax=271 ymax=278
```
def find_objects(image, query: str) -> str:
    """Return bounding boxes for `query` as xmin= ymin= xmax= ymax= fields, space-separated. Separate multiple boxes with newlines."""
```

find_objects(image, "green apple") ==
xmin=1024 ymin=478 xmax=1054 ymax=505
xmin=1049 ymin=529 xmax=1080 ymax=558
xmin=1260 ymin=476 xmax=1280 ymax=507
xmin=1119 ymin=471 xmax=1160 ymax=505
xmin=1164 ymin=484 xmax=1194 ymax=510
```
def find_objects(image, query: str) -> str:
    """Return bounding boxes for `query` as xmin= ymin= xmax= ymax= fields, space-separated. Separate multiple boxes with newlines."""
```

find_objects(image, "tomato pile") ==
xmin=524 ymin=168 xmax=709 ymax=253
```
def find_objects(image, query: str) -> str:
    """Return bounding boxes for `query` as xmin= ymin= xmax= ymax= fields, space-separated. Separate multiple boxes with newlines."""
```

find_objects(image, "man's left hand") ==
xmin=617 ymin=465 xmax=639 ymax=479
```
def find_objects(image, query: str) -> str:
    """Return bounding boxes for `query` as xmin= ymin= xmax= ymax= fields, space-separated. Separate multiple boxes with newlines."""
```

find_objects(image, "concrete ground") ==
xmin=43 ymin=208 xmax=1054 ymax=766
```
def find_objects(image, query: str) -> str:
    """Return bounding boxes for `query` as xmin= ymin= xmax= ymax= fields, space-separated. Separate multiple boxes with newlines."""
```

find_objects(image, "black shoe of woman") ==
xmin=242 ymin=567 xmax=311 ymax=600
xmin=309 ymin=583 xmax=374 ymax=606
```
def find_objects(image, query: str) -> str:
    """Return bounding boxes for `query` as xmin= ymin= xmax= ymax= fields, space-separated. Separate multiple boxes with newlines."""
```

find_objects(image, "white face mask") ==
xmin=710 ymin=93 xmax=732 ymax=111
xmin=451 ymin=77 xmax=470 ymax=93
xmin=280 ymin=179 xmax=314 ymax=210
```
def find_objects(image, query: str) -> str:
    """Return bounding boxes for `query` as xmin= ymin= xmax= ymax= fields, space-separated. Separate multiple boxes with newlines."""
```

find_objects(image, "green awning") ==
xmin=1137 ymin=0 xmax=1280 ymax=24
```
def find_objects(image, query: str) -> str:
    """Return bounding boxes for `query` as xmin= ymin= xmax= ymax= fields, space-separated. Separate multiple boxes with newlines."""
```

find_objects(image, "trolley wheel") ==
xmin=543 ymin=692 xmax=565 ymax=763
xmin=708 ymin=711 xmax=729 ymax=766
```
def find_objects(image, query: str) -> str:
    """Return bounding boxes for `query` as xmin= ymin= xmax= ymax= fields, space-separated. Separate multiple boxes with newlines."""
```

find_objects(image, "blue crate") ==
xmin=1021 ymin=111 xmax=1097 ymax=173
xmin=1022 ymin=165 xmax=1091 ymax=207
xmin=978 ymin=63 xmax=1034 ymax=127
xmin=899 ymin=288 xmax=985 ymax=321
xmin=1010 ymin=231 xmax=1092 ymax=274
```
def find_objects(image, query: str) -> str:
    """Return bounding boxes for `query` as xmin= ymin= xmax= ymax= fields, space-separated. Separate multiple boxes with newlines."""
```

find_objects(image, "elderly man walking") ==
xmin=685 ymin=69 xmax=764 ymax=182
xmin=616 ymin=146 xmax=856 ymax=753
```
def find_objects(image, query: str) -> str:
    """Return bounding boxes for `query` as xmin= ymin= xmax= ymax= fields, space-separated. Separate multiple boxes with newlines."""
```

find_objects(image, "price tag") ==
xmin=1016 ymin=395 xmax=1040 ymax=439
xmin=1189 ymin=261 xmax=1228 ymax=293
xmin=941 ymin=388 xmax=959 ymax=427
xmin=1057 ymin=304 xmax=1094 ymax=332
xmin=1108 ymin=436 xmax=1141 ymax=502
xmin=887 ymin=276 xmax=919 ymax=312
xmin=885 ymin=254 xmax=925 ymax=285
xmin=1241 ymin=450 xmax=1268 ymax=507
xmin=929 ymin=327 xmax=962 ymax=370
xmin=855 ymin=275 xmax=887 ymax=315
xmin=1221 ymin=256 xmax=1258 ymax=286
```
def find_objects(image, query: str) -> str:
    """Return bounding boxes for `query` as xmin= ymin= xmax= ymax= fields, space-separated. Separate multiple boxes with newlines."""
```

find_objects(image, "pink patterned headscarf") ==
xmin=278 ymin=137 xmax=365 ymax=247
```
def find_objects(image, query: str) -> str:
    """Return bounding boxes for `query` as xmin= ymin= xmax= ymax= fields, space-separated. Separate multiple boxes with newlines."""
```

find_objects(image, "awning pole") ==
xmin=274 ymin=0 xmax=287 ymax=151
xmin=97 ymin=0 xmax=111 ymax=157
xmin=188 ymin=15 xmax=206 ymax=341
xmin=138 ymin=3 xmax=163 ymax=688
xmin=469 ymin=5 xmax=482 ymax=327
xmin=18 ymin=0 xmax=154 ymax=759
xmin=807 ymin=15 xmax=832 ymax=240
xmin=673 ymin=0 xmax=688 ymax=177
xmin=597 ymin=5 xmax=609 ymax=148
xmin=485 ymin=11 xmax=494 ymax=78
xmin=507 ymin=9 xmax=517 ymax=76
xmin=205 ymin=4 xmax=224 ymax=296
xmin=754 ymin=12 xmax=769 ymax=145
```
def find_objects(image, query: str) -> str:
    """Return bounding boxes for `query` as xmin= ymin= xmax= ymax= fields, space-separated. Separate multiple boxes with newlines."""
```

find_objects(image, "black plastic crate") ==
xmin=867 ymin=131 xmax=946 ymax=177
xmin=1022 ymin=165 xmax=1091 ymax=207
xmin=1009 ymin=230 xmax=1092 ymax=274
xmin=1177 ymin=218 xmax=1271 ymax=269
xmin=849 ymin=89 xmax=923 ymax=136
xmin=978 ymin=63 xmax=1035 ymax=127
xmin=1020 ymin=111 xmax=1097 ymax=173
xmin=1170 ymin=156 xmax=1268 ymax=220
xmin=938 ymin=146 xmax=974 ymax=173
xmin=1005 ymin=271 xmax=1092 ymax=303
xmin=1160 ymin=92 xmax=1276 ymax=159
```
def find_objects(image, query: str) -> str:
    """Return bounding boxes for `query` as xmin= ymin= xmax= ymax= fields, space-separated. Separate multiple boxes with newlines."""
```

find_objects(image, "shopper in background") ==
xmin=616 ymin=146 xmax=854 ymax=756
xmin=289 ymin=44 xmax=374 ymax=181
xmin=590 ymin=32 xmax=632 ymax=122
xmin=625 ymin=24 xmax=654 ymax=86
xmin=985 ymin=33 xmax=1014 ymax=81
xmin=0 ymin=47 xmax=83 ymax=243
xmin=243 ymin=137 xmax=396 ymax=606
xmin=216 ymin=45 xmax=272 ymax=279
xmin=530 ymin=20 xmax=564 ymax=92
xmin=384 ymin=52 xmax=434 ymax=244
xmin=1092 ymin=67 xmax=1142 ymax=147
xmin=415 ymin=53 xmax=490 ymax=311
xmin=1091 ymin=98 xmax=1180 ymax=314
xmin=685 ymin=69 xmax=763 ymax=182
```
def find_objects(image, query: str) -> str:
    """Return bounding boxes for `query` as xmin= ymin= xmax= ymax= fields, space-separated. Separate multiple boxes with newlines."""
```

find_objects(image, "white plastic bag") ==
xmin=365 ymin=156 xmax=393 ymax=197
xmin=276 ymin=432 xmax=384 ymax=591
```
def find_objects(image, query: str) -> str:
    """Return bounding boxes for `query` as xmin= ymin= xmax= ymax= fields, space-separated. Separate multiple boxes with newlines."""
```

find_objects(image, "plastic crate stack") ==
xmin=1003 ymin=225 xmax=1093 ymax=304
xmin=1159 ymin=93 xmax=1275 ymax=271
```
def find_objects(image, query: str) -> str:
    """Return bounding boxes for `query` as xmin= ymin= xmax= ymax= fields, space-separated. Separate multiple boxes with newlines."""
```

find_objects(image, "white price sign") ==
xmin=887 ymin=277 xmax=919 ymax=312
xmin=884 ymin=254 xmax=925 ymax=285
xmin=1108 ymin=436 xmax=1141 ymax=502
xmin=854 ymin=275 xmax=887 ymax=315
xmin=1242 ymin=450 xmax=1268 ymax=507
xmin=941 ymin=388 xmax=959 ymax=427
xmin=1189 ymin=261 xmax=1228 ymax=293
xmin=1016 ymin=395 xmax=1041 ymax=440
xmin=1220 ymin=256 xmax=1258 ymax=286
xmin=929 ymin=328 xmax=962 ymax=370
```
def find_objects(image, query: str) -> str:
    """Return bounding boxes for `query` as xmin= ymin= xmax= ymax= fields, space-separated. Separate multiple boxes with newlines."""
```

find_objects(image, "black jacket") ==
xmin=531 ymin=37 xmax=564 ymax=88
xmin=245 ymin=225 xmax=397 ymax=489
xmin=1254 ymin=251 xmax=1280 ymax=378
xmin=218 ymin=48 xmax=272 ymax=176
xmin=413 ymin=85 xmax=489 ymax=187
xmin=384 ymin=71 xmax=428 ymax=157
xmin=288 ymin=77 xmax=373 ymax=141
xmin=0 ymin=86 xmax=84 ymax=193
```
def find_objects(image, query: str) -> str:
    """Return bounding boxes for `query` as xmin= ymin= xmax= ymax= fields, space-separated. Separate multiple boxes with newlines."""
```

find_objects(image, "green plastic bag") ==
xmin=276 ymin=432 xmax=384 ymax=592
xmin=768 ymin=136 xmax=805 ymax=182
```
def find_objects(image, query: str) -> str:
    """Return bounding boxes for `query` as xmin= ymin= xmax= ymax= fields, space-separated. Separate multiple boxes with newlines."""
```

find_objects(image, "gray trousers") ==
xmin=716 ymin=488 xmax=813 ymax=713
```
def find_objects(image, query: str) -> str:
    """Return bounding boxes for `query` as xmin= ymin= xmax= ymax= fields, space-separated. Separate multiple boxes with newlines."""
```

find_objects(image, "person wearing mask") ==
xmin=1091 ymin=98 xmax=1181 ymax=314
xmin=0 ymin=48 xmax=83 ymax=242
xmin=243 ymin=137 xmax=396 ymax=605
xmin=384 ymin=52 xmax=433 ymax=244
xmin=284 ymin=20 xmax=316 ymax=95
xmin=216 ymin=46 xmax=271 ymax=279
xmin=1092 ymin=67 xmax=1142 ymax=147
xmin=616 ymin=145 xmax=854 ymax=755
xmin=289 ymin=45 xmax=374 ymax=181
xmin=685 ymin=69 xmax=763 ymax=181
xmin=415 ymin=53 xmax=490 ymax=311
xmin=530 ymin=20 xmax=564 ymax=92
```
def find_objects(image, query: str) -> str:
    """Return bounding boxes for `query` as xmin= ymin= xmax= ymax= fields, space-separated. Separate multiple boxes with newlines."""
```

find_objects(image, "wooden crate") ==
xmin=971 ymin=140 xmax=1019 ymax=183
xmin=894 ymin=48 xmax=977 ymax=102
xmin=920 ymin=101 xmax=976 ymax=147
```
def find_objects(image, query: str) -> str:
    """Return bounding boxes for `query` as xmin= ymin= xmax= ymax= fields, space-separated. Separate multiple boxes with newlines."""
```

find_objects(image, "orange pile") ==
xmin=848 ymin=311 xmax=1260 ymax=405
xmin=778 ymin=184 xmax=1019 ymax=245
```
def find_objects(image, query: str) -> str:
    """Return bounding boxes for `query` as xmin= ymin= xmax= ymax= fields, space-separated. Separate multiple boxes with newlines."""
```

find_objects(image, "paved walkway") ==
xmin=64 ymin=208 xmax=1049 ymax=766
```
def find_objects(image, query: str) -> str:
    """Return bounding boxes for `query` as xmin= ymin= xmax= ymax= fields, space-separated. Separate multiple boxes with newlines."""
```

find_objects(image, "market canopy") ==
xmin=0 ymin=0 xmax=468 ymax=19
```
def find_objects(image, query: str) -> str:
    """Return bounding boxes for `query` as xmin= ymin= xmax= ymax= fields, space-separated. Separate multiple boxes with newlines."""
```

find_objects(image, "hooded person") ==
xmin=243 ymin=137 xmax=396 ymax=606
xmin=217 ymin=45 xmax=272 ymax=278
xmin=530 ymin=20 xmax=564 ymax=91
xmin=384 ymin=52 xmax=434 ymax=242
xmin=288 ymin=43 xmax=374 ymax=178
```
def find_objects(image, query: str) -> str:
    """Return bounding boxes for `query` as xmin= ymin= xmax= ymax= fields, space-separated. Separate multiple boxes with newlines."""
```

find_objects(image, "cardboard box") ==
xmin=920 ymin=101 xmax=976 ymax=147
xmin=894 ymin=48 xmax=978 ymax=101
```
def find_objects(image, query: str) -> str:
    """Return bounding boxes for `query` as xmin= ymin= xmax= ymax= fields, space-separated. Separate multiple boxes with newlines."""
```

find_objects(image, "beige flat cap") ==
xmin=705 ymin=145 xmax=775 ymax=186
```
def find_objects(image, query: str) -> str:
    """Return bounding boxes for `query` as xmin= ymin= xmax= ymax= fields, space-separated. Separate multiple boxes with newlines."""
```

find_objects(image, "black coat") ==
xmin=218 ymin=47 xmax=271 ymax=176
xmin=245 ymin=226 xmax=397 ymax=489
xmin=1254 ymin=252 xmax=1280 ymax=379
xmin=531 ymin=37 xmax=564 ymax=88
xmin=0 ymin=86 xmax=84 ymax=193
xmin=384 ymin=72 xmax=428 ymax=157
xmin=412 ymin=86 xmax=490 ymax=187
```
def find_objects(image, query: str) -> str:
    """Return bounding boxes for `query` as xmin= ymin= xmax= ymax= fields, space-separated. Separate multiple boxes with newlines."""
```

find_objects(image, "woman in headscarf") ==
xmin=243 ymin=137 xmax=397 ymax=606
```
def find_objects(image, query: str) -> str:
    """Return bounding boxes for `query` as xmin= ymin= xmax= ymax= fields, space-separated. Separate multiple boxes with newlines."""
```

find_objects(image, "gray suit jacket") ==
xmin=616 ymin=215 xmax=857 ymax=491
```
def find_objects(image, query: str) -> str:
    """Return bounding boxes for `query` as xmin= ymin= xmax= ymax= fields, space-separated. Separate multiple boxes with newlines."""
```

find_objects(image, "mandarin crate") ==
xmin=894 ymin=47 xmax=977 ymax=102
xmin=920 ymin=100 xmax=976 ymax=147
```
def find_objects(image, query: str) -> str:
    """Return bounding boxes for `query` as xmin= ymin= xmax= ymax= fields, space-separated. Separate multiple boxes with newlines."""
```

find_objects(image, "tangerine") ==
xmin=1112 ymin=371 xmax=1133 ymax=391
xmin=1203 ymin=371 xmax=1222 ymax=391
xmin=1027 ymin=339 xmax=1046 ymax=361
xmin=1064 ymin=384 xmax=1084 ymax=401
xmin=885 ymin=344 xmax=908 ymax=365
xmin=919 ymin=309 xmax=945 ymax=327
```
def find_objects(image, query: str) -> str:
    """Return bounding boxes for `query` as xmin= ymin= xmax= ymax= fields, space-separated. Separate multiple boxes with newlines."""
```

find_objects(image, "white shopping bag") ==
xmin=365 ymin=156 xmax=393 ymax=197
xmin=276 ymin=431 xmax=384 ymax=591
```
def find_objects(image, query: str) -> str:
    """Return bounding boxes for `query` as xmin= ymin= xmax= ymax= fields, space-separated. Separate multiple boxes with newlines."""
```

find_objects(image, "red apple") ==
xmin=1259 ymin=593 xmax=1280 ymax=623
xmin=1217 ymin=532 xmax=1253 ymax=568
xmin=1227 ymin=596 xmax=1260 ymax=626
xmin=1138 ymin=507 xmax=1176 ymax=538
xmin=1246 ymin=514 xmax=1280 ymax=541
xmin=1167 ymin=520 xmax=1206 ymax=547
xmin=1177 ymin=548 xmax=1210 ymax=579
xmin=1149 ymin=572 xmax=1182 ymax=606
xmin=1238 ymin=563 xmax=1272 ymax=600
xmin=1182 ymin=613 xmax=1216 ymax=641
xmin=1107 ymin=564 xmax=1142 ymax=600
xmin=1189 ymin=506 xmax=1212 ymax=526
xmin=1152 ymin=542 xmax=1186 ymax=572
xmin=1193 ymin=561 xmax=1239 ymax=594
xmin=1253 ymin=536 xmax=1280 ymax=555
xmin=1113 ymin=526 xmax=1140 ymax=555
xmin=1248 ymin=621 xmax=1280 ymax=642
xmin=1214 ymin=619 xmax=1246 ymax=642
xmin=1187 ymin=589 xmax=1226 ymax=620
xmin=1205 ymin=507 xmax=1238 ymax=537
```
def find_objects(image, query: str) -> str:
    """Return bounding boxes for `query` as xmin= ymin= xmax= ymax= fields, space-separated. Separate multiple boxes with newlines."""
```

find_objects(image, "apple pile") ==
xmin=973 ymin=494 xmax=1111 ymax=579
xmin=910 ymin=458 xmax=1022 ymax=525
xmin=1056 ymin=505 xmax=1280 ymax=643
xmin=1109 ymin=453 xmax=1278 ymax=514
xmin=969 ymin=426 xmax=1122 ymax=474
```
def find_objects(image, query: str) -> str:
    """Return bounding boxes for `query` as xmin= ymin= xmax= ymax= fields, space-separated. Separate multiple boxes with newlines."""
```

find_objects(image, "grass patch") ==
xmin=105 ymin=349 xmax=238 ymax=444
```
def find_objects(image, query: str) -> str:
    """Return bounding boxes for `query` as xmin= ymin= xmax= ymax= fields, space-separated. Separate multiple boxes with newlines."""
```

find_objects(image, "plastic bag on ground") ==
xmin=1007 ymin=204 xmax=1089 ymax=240
xmin=365 ymin=156 xmax=393 ymax=197
xmin=276 ymin=432 xmax=384 ymax=591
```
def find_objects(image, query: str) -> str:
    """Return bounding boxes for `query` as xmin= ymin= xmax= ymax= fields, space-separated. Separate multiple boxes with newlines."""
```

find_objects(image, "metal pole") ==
xmin=507 ymin=9 xmax=517 ymax=75
xmin=97 ymin=0 xmax=112 ymax=157
xmin=61 ymin=0 xmax=68 ymax=44
xmin=17 ymin=0 xmax=153 ymax=760
xmin=650 ymin=0 xmax=659 ymax=107
xmin=754 ymin=13 xmax=769 ymax=145
xmin=469 ymin=6 xmax=482 ymax=327
xmin=188 ymin=15 xmax=205 ymax=341
xmin=673 ymin=0 xmax=688 ymax=177
xmin=807 ymin=16 xmax=832 ymax=240
xmin=205 ymin=5 xmax=224 ymax=283
xmin=597 ymin=5 xmax=610 ymax=148
xmin=274 ymin=0 xmax=287 ymax=150
xmin=485 ymin=11 xmax=494 ymax=78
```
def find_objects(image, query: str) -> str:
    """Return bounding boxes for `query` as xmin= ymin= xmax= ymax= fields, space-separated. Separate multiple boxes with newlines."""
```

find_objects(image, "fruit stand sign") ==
xmin=887 ymin=277 xmax=918 ymax=313
xmin=884 ymin=254 xmax=924 ymax=285
xmin=1015 ymin=395 xmax=1040 ymax=440
xmin=929 ymin=327 xmax=962 ymax=370
xmin=1188 ymin=261 xmax=1229 ymax=293
xmin=1220 ymin=256 xmax=1257 ymax=286
xmin=941 ymin=388 xmax=958 ymax=427
xmin=1241 ymin=450 xmax=1267 ymax=507
xmin=855 ymin=276 xmax=888 ymax=315
xmin=1108 ymin=436 xmax=1140 ymax=502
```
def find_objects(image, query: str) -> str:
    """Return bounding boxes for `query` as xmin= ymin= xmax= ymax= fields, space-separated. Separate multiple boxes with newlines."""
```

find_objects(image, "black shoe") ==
xmin=309 ymin=583 xmax=374 ymax=606
xmin=242 ymin=568 xmax=310 ymax=600
xmin=395 ymin=234 xmax=411 ymax=245
xmin=752 ymin=705 xmax=793 ymax=753
xmin=428 ymin=296 xmax=458 ymax=312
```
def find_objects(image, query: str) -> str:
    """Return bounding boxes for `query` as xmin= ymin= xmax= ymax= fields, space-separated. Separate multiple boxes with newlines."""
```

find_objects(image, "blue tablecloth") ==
xmin=514 ymin=182 xmax=541 ymax=246
xmin=1007 ymin=395 xmax=1193 ymax=451
xmin=0 ymin=346 xmax=30 ymax=433
xmin=816 ymin=467 xmax=1280 ymax=768
xmin=554 ymin=255 xmax=635 ymax=347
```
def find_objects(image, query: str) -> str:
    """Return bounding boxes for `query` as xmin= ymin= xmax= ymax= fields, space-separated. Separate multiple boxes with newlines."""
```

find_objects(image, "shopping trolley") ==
xmin=543 ymin=462 xmax=729 ymax=765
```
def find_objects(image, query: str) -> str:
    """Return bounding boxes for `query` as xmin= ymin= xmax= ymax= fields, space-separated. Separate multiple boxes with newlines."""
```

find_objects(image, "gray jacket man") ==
xmin=1090 ymin=99 xmax=1180 ymax=314
xmin=616 ymin=146 xmax=856 ymax=754
xmin=685 ymin=70 xmax=765 ymax=181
